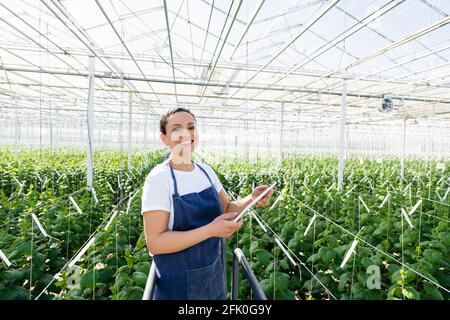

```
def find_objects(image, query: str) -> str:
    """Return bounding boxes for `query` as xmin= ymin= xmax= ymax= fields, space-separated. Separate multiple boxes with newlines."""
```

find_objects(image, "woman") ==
xmin=141 ymin=107 xmax=274 ymax=300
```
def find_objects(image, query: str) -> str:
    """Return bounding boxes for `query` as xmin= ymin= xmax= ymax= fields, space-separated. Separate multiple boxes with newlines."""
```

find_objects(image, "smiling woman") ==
xmin=141 ymin=107 xmax=274 ymax=300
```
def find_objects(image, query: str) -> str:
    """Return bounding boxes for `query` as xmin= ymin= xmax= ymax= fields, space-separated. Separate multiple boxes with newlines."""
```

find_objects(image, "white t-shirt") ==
xmin=141 ymin=162 xmax=224 ymax=231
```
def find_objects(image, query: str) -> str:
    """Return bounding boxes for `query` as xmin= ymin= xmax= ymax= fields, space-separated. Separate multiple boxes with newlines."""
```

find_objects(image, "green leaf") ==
xmin=338 ymin=272 xmax=351 ymax=291
xmin=319 ymin=247 xmax=336 ymax=265
xmin=402 ymin=286 xmax=420 ymax=300
xmin=131 ymin=271 xmax=147 ymax=287
xmin=80 ymin=270 xmax=100 ymax=289
xmin=423 ymin=283 xmax=444 ymax=300
xmin=115 ymin=272 xmax=129 ymax=289
xmin=0 ymin=285 xmax=29 ymax=300
xmin=259 ymin=278 xmax=273 ymax=295
xmin=120 ymin=286 xmax=144 ymax=300
xmin=423 ymin=249 xmax=442 ymax=264
xmin=133 ymin=262 xmax=151 ymax=275
xmin=351 ymin=283 xmax=365 ymax=299
xmin=254 ymin=249 xmax=271 ymax=266
xmin=269 ymin=272 xmax=290 ymax=290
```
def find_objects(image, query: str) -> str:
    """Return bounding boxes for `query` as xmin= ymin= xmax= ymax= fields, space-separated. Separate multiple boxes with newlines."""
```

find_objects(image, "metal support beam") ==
xmin=4 ymin=65 xmax=449 ymax=105
xmin=229 ymin=0 xmax=266 ymax=59
xmin=162 ymin=0 xmax=178 ymax=104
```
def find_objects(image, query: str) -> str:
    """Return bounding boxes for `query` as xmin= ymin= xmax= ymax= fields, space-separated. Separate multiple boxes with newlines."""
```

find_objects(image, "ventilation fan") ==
xmin=380 ymin=95 xmax=394 ymax=113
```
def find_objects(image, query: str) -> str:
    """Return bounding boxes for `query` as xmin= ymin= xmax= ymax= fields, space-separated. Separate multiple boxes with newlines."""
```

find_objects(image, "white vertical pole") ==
xmin=401 ymin=118 xmax=406 ymax=180
xmin=345 ymin=127 xmax=349 ymax=160
xmin=312 ymin=126 xmax=315 ymax=155
xmin=144 ymin=109 xmax=148 ymax=148
xmin=338 ymin=73 xmax=348 ymax=191
xmin=87 ymin=55 xmax=95 ymax=190
xmin=279 ymin=102 xmax=284 ymax=168
xmin=13 ymin=95 xmax=19 ymax=160
xmin=144 ymin=108 xmax=148 ymax=161
xmin=128 ymin=92 xmax=133 ymax=171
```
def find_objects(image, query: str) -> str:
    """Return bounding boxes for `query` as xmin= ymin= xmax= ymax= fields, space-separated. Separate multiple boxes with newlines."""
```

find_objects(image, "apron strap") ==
xmin=168 ymin=163 xmax=179 ymax=196
xmin=169 ymin=162 xmax=215 ymax=196
xmin=196 ymin=163 xmax=215 ymax=189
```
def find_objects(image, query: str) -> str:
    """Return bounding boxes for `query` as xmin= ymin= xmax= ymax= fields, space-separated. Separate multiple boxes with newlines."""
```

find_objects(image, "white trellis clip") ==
xmin=275 ymin=238 xmax=298 ymax=267
xmin=344 ymin=185 xmax=356 ymax=197
xmin=69 ymin=196 xmax=83 ymax=215
xmin=31 ymin=213 xmax=49 ymax=238
xmin=312 ymin=177 xmax=320 ymax=188
xmin=117 ymin=176 xmax=122 ymax=191
xmin=436 ymin=190 xmax=444 ymax=202
xmin=442 ymin=188 xmax=449 ymax=201
xmin=401 ymin=208 xmax=414 ymax=229
xmin=236 ymin=177 xmax=246 ymax=189
xmin=379 ymin=193 xmax=390 ymax=209
xmin=359 ymin=196 xmax=370 ymax=214
xmin=303 ymin=174 xmax=309 ymax=185
xmin=106 ymin=181 xmax=115 ymax=194
xmin=125 ymin=189 xmax=140 ymax=215
xmin=91 ymin=187 xmax=99 ymax=204
xmin=303 ymin=181 xmax=311 ymax=192
xmin=403 ymin=182 xmax=412 ymax=193
xmin=408 ymin=199 xmax=422 ymax=216
xmin=290 ymin=176 xmax=295 ymax=195
xmin=68 ymin=237 xmax=96 ymax=269
xmin=339 ymin=239 xmax=359 ymax=269
xmin=13 ymin=176 xmax=23 ymax=186
xmin=104 ymin=212 xmax=118 ymax=231
xmin=35 ymin=172 xmax=43 ymax=183
xmin=326 ymin=182 xmax=335 ymax=193
xmin=303 ymin=214 xmax=317 ymax=236
xmin=13 ymin=177 xmax=25 ymax=196
xmin=269 ymin=194 xmax=283 ymax=210
xmin=0 ymin=249 xmax=12 ymax=268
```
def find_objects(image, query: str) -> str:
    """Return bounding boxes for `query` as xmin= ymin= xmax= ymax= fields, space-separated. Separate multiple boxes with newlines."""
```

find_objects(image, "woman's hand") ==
xmin=252 ymin=185 xmax=275 ymax=208
xmin=207 ymin=212 xmax=243 ymax=238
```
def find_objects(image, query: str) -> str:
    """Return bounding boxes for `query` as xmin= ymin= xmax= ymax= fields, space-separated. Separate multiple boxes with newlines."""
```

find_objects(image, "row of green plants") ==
xmin=0 ymin=149 xmax=448 ymax=300
xmin=0 ymin=148 xmax=164 ymax=299
xmin=210 ymin=154 xmax=449 ymax=300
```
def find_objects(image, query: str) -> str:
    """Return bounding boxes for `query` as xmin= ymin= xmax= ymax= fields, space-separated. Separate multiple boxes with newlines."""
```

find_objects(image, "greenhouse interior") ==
xmin=0 ymin=0 xmax=449 ymax=302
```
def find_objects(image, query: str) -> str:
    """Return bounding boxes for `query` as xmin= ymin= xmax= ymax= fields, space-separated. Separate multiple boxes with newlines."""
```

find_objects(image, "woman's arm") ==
xmin=143 ymin=210 xmax=243 ymax=255
xmin=219 ymin=185 xmax=274 ymax=214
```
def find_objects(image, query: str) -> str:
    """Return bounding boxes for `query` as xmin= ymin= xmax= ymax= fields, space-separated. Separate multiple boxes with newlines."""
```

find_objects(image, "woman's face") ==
xmin=161 ymin=112 xmax=199 ymax=159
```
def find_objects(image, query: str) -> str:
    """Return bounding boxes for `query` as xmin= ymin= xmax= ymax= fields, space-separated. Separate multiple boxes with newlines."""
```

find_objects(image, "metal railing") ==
xmin=142 ymin=240 xmax=266 ymax=300
xmin=231 ymin=248 xmax=267 ymax=300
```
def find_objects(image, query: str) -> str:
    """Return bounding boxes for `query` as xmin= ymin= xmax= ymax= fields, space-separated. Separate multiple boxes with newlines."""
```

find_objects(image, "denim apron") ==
xmin=153 ymin=162 xmax=227 ymax=300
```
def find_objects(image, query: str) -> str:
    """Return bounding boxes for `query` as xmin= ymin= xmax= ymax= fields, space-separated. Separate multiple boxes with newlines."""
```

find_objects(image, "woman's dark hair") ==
xmin=160 ymin=107 xmax=196 ymax=135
